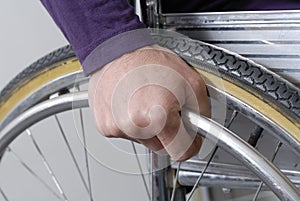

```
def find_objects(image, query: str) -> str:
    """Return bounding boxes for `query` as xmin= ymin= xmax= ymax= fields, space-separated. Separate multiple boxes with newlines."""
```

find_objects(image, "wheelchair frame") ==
xmin=144 ymin=0 xmax=300 ymax=86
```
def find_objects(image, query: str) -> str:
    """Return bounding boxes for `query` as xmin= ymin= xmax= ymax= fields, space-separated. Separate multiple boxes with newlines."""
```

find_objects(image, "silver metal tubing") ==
xmin=146 ymin=0 xmax=161 ymax=28
xmin=173 ymin=160 xmax=300 ymax=189
xmin=0 ymin=91 xmax=299 ymax=200
xmin=0 ymin=70 xmax=86 ymax=131
xmin=177 ymin=169 xmax=300 ymax=190
xmin=178 ymin=170 xmax=262 ymax=189
xmin=0 ymin=92 xmax=88 ymax=154
xmin=157 ymin=11 xmax=300 ymax=86
xmin=182 ymin=109 xmax=300 ymax=201
xmin=159 ymin=10 xmax=300 ymax=28
xmin=207 ymin=85 xmax=300 ymax=158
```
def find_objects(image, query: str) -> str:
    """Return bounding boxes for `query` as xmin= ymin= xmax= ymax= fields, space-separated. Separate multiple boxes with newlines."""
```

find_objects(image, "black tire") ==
xmin=0 ymin=33 xmax=299 ymax=201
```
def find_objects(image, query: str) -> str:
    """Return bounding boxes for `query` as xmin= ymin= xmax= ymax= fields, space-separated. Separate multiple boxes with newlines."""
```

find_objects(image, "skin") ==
xmin=88 ymin=45 xmax=210 ymax=161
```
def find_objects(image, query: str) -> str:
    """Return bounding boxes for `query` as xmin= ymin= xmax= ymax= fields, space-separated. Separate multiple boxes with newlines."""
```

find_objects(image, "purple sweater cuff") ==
xmin=82 ymin=29 xmax=155 ymax=76
xmin=40 ymin=0 xmax=154 ymax=76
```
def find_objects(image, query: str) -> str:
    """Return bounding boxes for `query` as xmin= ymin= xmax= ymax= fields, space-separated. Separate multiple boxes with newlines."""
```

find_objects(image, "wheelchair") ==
xmin=0 ymin=1 xmax=299 ymax=200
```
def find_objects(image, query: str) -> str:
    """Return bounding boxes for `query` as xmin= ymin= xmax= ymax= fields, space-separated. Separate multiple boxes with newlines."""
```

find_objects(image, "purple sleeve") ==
xmin=40 ymin=0 xmax=155 ymax=76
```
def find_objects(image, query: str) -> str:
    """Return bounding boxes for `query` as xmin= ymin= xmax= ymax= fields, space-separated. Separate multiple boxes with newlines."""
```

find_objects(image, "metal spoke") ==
xmin=252 ymin=141 xmax=282 ymax=201
xmin=148 ymin=149 xmax=154 ymax=201
xmin=248 ymin=126 xmax=263 ymax=147
xmin=131 ymin=142 xmax=151 ymax=201
xmin=226 ymin=110 xmax=238 ymax=128
xmin=0 ymin=186 xmax=9 ymax=201
xmin=187 ymin=146 xmax=218 ymax=201
xmin=75 ymin=85 xmax=93 ymax=201
xmin=187 ymin=109 xmax=238 ymax=201
xmin=7 ymin=147 xmax=63 ymax=200
xmin=170 ymin=162 xmax=181 ymax=201
xmin=26 ymin=129 xmax=68 ymax=201
xmin=78 ymin=108 xmax=93 ymax=201
xmin=54 ymin=115 xmax=90 ymax=193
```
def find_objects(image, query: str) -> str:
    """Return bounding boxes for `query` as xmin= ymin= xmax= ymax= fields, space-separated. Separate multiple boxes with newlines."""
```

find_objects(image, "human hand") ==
xmin=88 ymin=45 xmax=210 ymax=161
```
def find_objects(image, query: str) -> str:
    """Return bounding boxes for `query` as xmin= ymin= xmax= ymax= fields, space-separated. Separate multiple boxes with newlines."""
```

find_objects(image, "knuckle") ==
xmin=127 ymin=108 xmax=168 ymax=139
xmin=130 ymin=110 xmax=150 ymax=128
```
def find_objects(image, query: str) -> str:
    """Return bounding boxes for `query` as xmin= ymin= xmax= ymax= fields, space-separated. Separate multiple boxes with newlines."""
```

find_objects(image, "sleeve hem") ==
xmin=82 ymin=29 xmax=155 ymax=76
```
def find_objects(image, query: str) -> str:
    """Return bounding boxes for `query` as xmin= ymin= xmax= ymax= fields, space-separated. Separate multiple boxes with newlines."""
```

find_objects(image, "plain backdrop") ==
xmin=0 ymin=1 xmax=67 ymax=90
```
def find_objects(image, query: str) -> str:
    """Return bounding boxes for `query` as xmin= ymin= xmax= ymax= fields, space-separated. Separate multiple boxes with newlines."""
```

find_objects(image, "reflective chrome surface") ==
xmin=0 ymin=91 xmax=299 ymax=200
xmin=160 ymin=10 xmax=300 ymax=27
xmin=0 ymin=70 xmax=86 ymax=131
xmin=208 ymin=85 xmax=300 ymax=157
xmin=154 ymin=10 xmax=300 ymax=86
xmin=175 ymin=160 xmax=300 ymax=189
xmin=182 ymin=109 xmax=300 ymax=201
xmin=0 ymin=92 xmax=88 ymax=153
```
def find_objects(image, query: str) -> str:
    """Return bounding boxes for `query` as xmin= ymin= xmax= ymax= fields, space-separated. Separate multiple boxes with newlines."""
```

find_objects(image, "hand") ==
xmin=88 ymin=45 xmax=210 ymax=161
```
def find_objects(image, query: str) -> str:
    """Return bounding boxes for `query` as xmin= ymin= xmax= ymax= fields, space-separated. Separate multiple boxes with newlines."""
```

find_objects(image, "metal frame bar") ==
xmin=0 ymin=91 xmax=299 ymax=200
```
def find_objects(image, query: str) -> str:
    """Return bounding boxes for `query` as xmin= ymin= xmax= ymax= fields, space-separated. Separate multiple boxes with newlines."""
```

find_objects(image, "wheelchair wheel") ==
xmin=152 ymin=33 xmax=300 ymax=201
xmin=0 ymin=33 xmax=299 ymax=201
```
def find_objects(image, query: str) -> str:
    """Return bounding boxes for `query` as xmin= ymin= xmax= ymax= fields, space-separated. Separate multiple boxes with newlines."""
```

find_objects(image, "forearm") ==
xmin=40 ymin=0 xmax=155 ymax=75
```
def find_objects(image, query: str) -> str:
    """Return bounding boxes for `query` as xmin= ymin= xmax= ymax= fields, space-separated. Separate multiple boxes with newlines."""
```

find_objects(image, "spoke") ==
xmin=252 ymin=141 xmax=282 ymax=201
xmin=187 ymin=146 xmax=218 ymax=201
xmin=170 ymin=162 xmax=181 ymax=201
xmin=75 ymin=85 xmax=93 ymax=201
xmin=226 ymin=110 xmax=238 ymax=128
xmin=148 ymin=149 xmax=154 ymax=201
xmin=187 ymin=110 xmax=237 ymax=201
xmin=7 ymin=147 xmax=63 ymax=200
xmin=54 ymin=115 xmax=90 ymax=193
xmin=0 ymin=186 xmax=9 ymax=201
xmin=252 ymin=182 xmax=264 ymax=201
xmin=131 ymin=142 xmax=151 ymax=201
xmin=248 ymin=126 xmax=263 ymax=147
xmin=78 ymin=108 xmax=93 ymax=201
xmin=26 ymin=129 xmax=69 ymax=201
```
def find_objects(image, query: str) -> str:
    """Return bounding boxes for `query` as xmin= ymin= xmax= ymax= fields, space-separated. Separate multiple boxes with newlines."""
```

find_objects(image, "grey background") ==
xmin=0 ymin=1 xmax=67 ymax=89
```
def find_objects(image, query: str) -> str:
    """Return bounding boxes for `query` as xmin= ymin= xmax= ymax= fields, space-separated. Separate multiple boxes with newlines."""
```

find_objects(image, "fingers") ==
xmin=128 ymin=97 xmax=201 ymax=161
xmin=137 ymin=137 xmax=166 ymax=154
xmin=88 ymin=45 xmax=210 ymax=162
xmin=156 ymin=110 xmax=201 ymax=161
